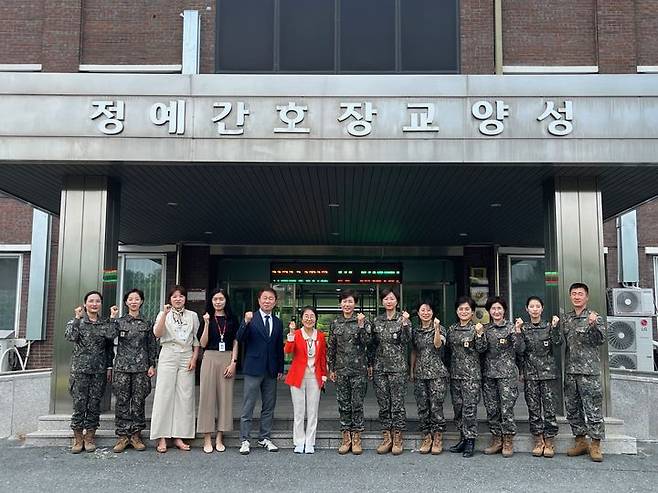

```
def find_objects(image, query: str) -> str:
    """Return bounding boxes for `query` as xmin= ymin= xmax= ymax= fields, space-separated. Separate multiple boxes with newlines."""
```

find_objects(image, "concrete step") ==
xmin=24 ymin=428 xmax=636 ymax=455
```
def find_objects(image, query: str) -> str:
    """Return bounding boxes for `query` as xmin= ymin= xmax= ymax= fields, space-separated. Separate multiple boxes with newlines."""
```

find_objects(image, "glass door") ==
xmin=118 ymin=254 xmax=166 ymax=321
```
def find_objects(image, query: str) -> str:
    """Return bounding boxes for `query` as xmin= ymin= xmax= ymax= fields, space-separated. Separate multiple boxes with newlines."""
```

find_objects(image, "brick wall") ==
xmin=41 ymin=0 xmax=83 ymax=72
xmin=502 ymin=0 xmax=597 ymax=67
xmin=0 ymin=0 xmax=44 ymax=64
xmin=636 ymin=0 xmax=658 ymax=67
xmin=460 ymin=0 xmax=494 ymax=74
xmin=597 ymin=0 xmax=637 ymax=73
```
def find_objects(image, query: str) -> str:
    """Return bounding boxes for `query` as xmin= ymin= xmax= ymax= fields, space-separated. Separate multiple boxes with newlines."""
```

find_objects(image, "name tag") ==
xmin=499 ymin=338 xmax=507 ymax=344
xmin=119 ymin=330 xmax=127 ymax=338
xmin=463 ymin=341 xmax=470 ymax=348
xmin=218 ymin=342 xmax=226 ymax=352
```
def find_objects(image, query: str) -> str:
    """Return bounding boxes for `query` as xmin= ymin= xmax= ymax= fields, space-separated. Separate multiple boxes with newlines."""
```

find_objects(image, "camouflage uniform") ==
xmin=520 ymin=320 xmax=562 ymax=438
xmin=444 ymin=322 xmax=487 ymax=439
xmin=481 ymin=322 xmax=525 ymax=436
xmin=113 ymin=314 xmax=158 ymax=436
xmin=328 ymin=314 xmax=372 ymax=432
xmin=563 ymin=308 xmax=606 ymax=440
xmin=65 ymin=316 xmax=117 ymax=431
xmin=370 ymin=312 xmax=410 ymax=431
xmin=412 ymin=325 xmax=449 ymax=434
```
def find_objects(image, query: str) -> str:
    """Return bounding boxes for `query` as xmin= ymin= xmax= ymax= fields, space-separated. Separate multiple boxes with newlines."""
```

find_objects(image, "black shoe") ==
xmin=449 ymin=434 xmax=466 ymax=453
xmin=462 ymin=438 xmax=475 ymax=458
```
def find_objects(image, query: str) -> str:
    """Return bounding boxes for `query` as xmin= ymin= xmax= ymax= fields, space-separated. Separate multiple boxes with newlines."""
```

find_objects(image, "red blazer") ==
xmin=284 ymin=329 xmax=328 ymax=389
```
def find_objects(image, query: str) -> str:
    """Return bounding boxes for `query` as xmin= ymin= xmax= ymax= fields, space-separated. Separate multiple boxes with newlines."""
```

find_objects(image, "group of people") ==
xmin=65 ymin=282 xmax=606 ymax=462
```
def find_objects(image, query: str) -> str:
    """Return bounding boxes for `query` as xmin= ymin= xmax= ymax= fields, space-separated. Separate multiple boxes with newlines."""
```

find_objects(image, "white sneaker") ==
xmin=239 ymin=440 xmax=250 ymax=455
xmin=293 ymin=444 xmax=304 ymax=454
xmin=304 ymin=445 xmax=315 ymax=454
xmin=258 ymin=438 xmax=279 ymax=452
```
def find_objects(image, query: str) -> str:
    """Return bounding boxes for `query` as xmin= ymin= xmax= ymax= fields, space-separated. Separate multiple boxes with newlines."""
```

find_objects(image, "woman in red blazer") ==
xmin=285 ymin=306 xmax=328 ymax=454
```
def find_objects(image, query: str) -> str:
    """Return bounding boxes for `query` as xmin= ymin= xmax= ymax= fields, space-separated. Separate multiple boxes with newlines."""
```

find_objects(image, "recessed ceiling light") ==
xmin=459 ymin=233 xmax=468 ymax=237
xmin=204 ymin=231 xmax=213 ymax=235
xmin=331 ymin=232 xmax=340 ymax=236
xmin=167 ymin=202 xmax=178 ymax=207
xmin=490 ymin=203 xmax=502 ymax=208
xmin=328 ymin=203 xmax=340 ymax=208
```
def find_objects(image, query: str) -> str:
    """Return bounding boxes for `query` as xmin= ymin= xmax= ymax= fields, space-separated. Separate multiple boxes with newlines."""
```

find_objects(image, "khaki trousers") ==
xmin=197 ymin=350 xmax=235 ymax=433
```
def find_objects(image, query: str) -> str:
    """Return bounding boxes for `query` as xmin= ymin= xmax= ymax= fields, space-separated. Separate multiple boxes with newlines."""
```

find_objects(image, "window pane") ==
xmin=340 ymin=0 xmax=395 ymax=71
xmin=0 ymin=257 xmax=19 ymax=332
xmin=124 ymin=257 xmax=163 ymax=322
xmin=401 ymin=0 xmax=459 ymax=71
xmin=217 ymin=0 xmax=274 ymax=71
xmin=280 ymin=0 xmax=335 ymax=71
xmin=510 ymin=257 xmax=546 ymax=320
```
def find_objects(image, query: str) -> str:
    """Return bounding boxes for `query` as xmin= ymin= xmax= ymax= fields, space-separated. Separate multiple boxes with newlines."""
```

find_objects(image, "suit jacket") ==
xmin=284 ymin=329 xmax=328 ymax=389
xmin=237 ymin=311 xmax=284 ymax=378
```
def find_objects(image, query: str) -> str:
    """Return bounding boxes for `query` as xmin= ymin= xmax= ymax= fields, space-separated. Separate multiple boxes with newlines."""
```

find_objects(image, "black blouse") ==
xmin=197 ymin=315 xmax=238 ymax=351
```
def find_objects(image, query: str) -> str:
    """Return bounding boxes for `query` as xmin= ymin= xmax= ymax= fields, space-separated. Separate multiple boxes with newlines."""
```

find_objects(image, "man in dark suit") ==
xmin=237 ymin=287 xmax=284 ymax=454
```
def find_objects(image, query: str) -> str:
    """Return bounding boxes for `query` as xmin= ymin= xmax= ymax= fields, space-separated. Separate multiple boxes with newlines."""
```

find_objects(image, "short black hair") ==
xmin=379 ymin=286 xmax=400 ymax=303
xmin=416 ymin=299 xmax=435 ymax=314
xmin=257 ymin=287 xmax=278 ymax=299
xmin=339 ymin=288 xmax=359 ymax=303
xmin=83 ymin=290 xmax=103 ymax=303
xmin=455 ymin=296 xmax=476 ymax=311
xmin=485 ymin=296 xmax=508 ymax=314
xmin=569 ymin=282 xmax=589 ymax=294
xmin=168 ymin=285 xmax=187 ymax=303
xmin=123 ymin=288 xmax=144 ymax=305
xmin=526 ymin=296 xmax=544 ymax=307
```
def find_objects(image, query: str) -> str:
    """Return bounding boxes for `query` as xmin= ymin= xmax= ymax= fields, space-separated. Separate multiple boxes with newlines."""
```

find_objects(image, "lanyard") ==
xmin=215 ymin=315 xmax=227 ymax=342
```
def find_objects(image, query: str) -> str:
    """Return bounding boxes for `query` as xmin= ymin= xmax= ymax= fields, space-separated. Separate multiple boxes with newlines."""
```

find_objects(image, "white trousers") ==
xmin=290 ymin=367 xmax=321 ymax=449
xmin=149 ymin=345 xmax=196 ymax=439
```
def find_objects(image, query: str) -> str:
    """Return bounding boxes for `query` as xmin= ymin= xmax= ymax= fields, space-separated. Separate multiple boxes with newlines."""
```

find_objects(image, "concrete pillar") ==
xmin=543 ymin=176 xmax=610 ymax=415
xmin=50 ymin=176 xmax=120 ymax=413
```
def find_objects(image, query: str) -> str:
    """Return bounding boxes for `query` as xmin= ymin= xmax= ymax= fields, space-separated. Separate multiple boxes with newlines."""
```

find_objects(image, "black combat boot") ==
xmin=462 ymin=438 xmax=475 ymax=458
xmin=449 ymin=433 xmax=466 ymax=453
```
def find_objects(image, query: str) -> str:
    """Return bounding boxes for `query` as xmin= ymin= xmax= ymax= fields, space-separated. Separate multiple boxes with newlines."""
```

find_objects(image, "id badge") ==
xmin=119 ymin=330 xmax=127 ymax=338
xmin=218 ymin=342 xmax=226 ymax=352
xmin=543 ymin=340 xmax=550 ymax=347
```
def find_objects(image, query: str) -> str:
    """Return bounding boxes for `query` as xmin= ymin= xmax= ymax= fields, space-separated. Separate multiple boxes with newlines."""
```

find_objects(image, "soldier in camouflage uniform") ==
xmin=64 ymin=290 xmax=118 ymax=454
xmin=563 ymin=282 xmax=606 ymax=462
xmin=445 ymin=296 xmax=487 ymax=458
xmin=411 ymin=301 xmax=448 ymax=455
xmin=518 ymin=295 xmax=562 ymax=458
xmin=328 ymin=289 xmax=372 ymax=455
xmin=481 ymin=296 xmax=525 ymax=457
xmin=112 ymin=288 xmax=158 ymax=453
xmin=370 ymin=287 xmax=411 ymax=456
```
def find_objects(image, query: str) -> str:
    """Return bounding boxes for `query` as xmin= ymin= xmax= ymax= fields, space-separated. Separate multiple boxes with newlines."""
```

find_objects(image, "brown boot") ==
xmin=567 ymin=435 xmax=590 ymax=457
xmin=501 ymin=434 xmax=514 ymax=457
xmin=130 ymin=432 xmax=146 ymax=451
xmin=391 ymin=429 xmax=403 ymax=456
xmin=532 ymin=434 xmax=545 ymax=457
xmin=543 ymin=437 xmax=555 ymax=458
xmin=338 ymin=430 xmax=351 ymax=455
xmin=71 ymin=429 xmax=84 ymax=454
xmin=589 ymin=439 xmax=603 ymax=462
xmin=83 ymin=429 xmax=97 ymax=453
xmin=376 ymin=430 xmax=393 ymax=455
xmin=113 ymin=435 xmax=129 ymax=453
xmin=351 ymin=431 xmax=363 ymax=455
xmin=431 ymin=432 xmax=443 ymax=455
xmin=418 ymin=433 xmax=432 ymax=454
xmin=483 ymin=435 xmax=502 ymax=455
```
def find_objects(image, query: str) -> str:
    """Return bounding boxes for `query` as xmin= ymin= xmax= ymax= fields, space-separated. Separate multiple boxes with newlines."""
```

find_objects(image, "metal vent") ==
xmin=609 ymin=353 xmax=637 ymax=370
xmin=614 ymin=290 xmax=642 ymax=314
xmin=607 ymin=321 xmax=636 ymax=351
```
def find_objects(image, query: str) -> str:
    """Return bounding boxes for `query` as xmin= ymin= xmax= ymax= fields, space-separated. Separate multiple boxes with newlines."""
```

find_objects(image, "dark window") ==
xmin=280 ymin=0 xmax=335 ymax=71
xmin=340 ymin=0 xmax=396 ymax=72
xmin=217 ymin=0 xmax=274 ymax=71
xmin=401 ymin=0 xmax=458 ymax=72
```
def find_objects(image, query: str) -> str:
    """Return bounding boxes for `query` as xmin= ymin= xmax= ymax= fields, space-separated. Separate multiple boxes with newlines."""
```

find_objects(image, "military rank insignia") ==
xmin=120 ymin=330 xmax=127 ymax=338
xmin=463 ymin=341 xmax=470 ymax=348
xmin=544 ymin=340 xmax=550 ymax=346
xmin=499 ymin=338 xmax=507 ymax=344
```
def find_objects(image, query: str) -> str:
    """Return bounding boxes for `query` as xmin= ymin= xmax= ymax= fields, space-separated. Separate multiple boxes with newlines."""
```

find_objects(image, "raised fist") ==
xmin=74 ymin=306 xmax=84 ymax=319
xmin=401 ymin=311 xmax=410 ymax=326
xmin=202 ymin=312 xmax=210 ymax=323
xmin=244 ymin=311 xmax=253 ymax=323
xmin=357 ymin=312 xmax=366 ymax=327
xmin=288 ymin=321 xmax=296 ymax=332
xmin=163 ymin=304 xmax=171 ymax=314
xmin=588 ymin=311 xmax=598 ymax=325
xmin=110 ymin=305 xmax=119 ymax=319
xmin=551 ymin=315 xmax=560 ymax=327
xmin=475 ymin=322 xmax=484 ymax=335
xmin=433 ymin=318 xmax=441 ymax=330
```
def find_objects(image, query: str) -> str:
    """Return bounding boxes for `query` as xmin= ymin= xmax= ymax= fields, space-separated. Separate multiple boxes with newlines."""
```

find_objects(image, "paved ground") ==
xmin=1 ymin=439 xmax=657 ymax=493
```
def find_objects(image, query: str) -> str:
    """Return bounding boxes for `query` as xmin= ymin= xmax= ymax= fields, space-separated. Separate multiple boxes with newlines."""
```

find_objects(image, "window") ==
xmin=508 ymin=256 xmax=546 ymax=321
xmin=654 ymin=256 xmax=658 ymax=309
xmin=216 ymin=0 xmax=460 ymax=73
xmin=118 ymin=254 xmax=166 ymax=322
xmin=0 ymin=254 xmax=22 ymax=338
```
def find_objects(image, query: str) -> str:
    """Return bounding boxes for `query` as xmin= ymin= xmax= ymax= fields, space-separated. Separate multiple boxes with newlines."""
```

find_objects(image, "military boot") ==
xmin=543 ymin=437 xmax=555 ymax=458
xmin=501 ymin=435 xmax=514 ymax=458
xmin=83 ymin=429 xmax=97 ymax=453
xmin=113 ymin=435 xmax=130 ymax=453
xmin=448 ymin=433 xmax=466 ymax=453
xmin=483 ymin=435 xmax=502 ymax=455
xmin=71 ymin=429 xmax=84 ymax=454
xmin=351 ymin=432 xmax=363 ymax=455
xmin=589 ymin=439 xmax=603 ymax=462
xmin=431 ymin=432 xmax=443 ymax=455
xmin=130 ymin=432 xmax=146 ymax=451
xmin=376 ymin=430 xmax=393 ymax=455
xmin=567 ymin=435 xmax=590 ymax=457
xmin=338 ymin=430 xmax=352 ymax=455
xmin=418 ymin=434 xmax=432 ymax=454
xmin=462 ymin=438 xmax=475 ymax=458
xmin=391 ymin=429 xmax=403 ymax=456
xmin=532 ymin=434 xmax=545 ymax=457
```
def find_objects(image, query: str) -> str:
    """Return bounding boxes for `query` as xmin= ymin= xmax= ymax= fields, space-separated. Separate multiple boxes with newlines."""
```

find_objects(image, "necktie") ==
xmin=264 ymin=315 xmax=271 ymax=336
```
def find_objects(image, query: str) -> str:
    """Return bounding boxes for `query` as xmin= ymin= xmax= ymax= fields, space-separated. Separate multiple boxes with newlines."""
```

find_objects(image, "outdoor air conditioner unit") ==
xmin=610 ymin=288 xmax=656 ymax=317
xmin=607 ymin=316 xmax=655 ymax=372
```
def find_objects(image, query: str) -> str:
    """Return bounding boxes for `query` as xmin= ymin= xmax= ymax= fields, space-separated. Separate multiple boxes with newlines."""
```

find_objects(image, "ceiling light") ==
xmin=204 ymin=231 xmax=213 ymax=235
xmin=167 ymin=202 xmax=178 ymax=207
xmin=328 ymin=203 xmax=340 ymax=208
xmin=459 ymin=233 xmax=468 ymax=237
xmin=490 ymin=203 xmax=502 ymax=208
xmin=331 ymin=232 xmax=340 ymax=236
